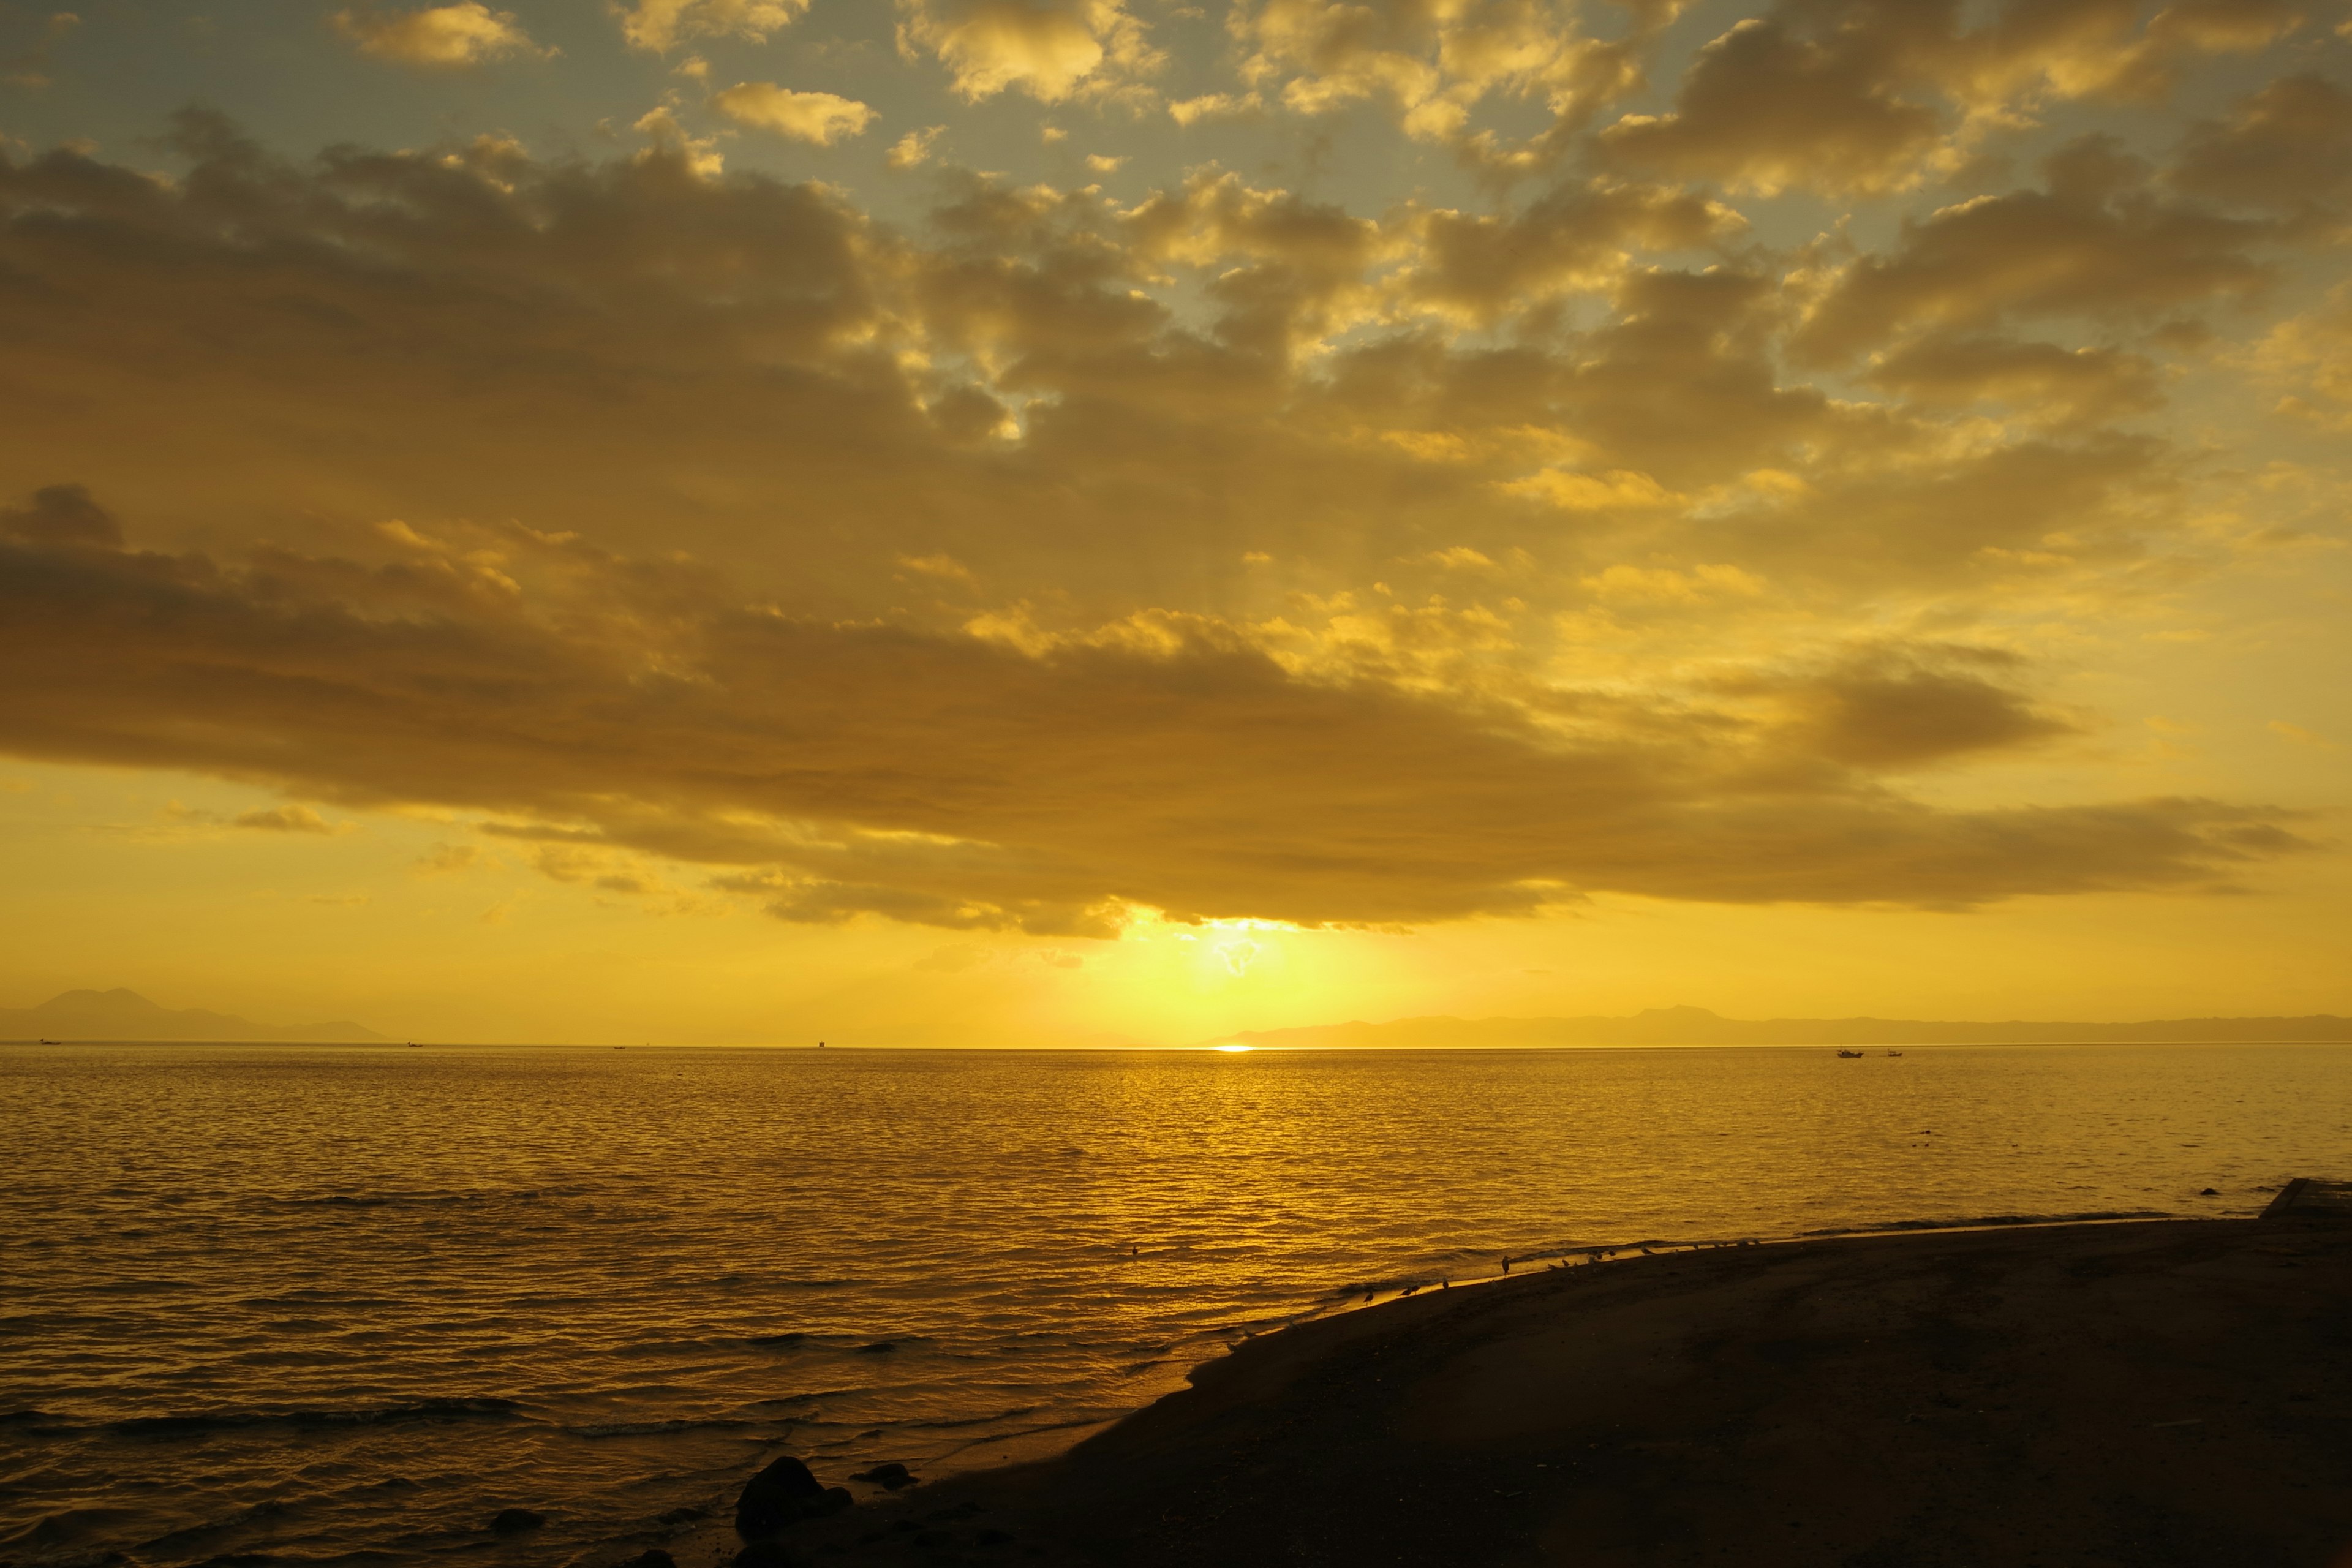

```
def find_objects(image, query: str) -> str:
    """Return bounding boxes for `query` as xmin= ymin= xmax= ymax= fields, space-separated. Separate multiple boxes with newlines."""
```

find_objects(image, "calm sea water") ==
xmin=5 ymin=1041 xmax=2350 ymax=1567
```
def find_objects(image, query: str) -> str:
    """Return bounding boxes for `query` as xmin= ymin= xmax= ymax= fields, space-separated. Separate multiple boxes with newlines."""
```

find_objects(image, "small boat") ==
xmin=1885 ymin=1050 xmax=1904 ymax=1057
xmin=1836 ymin=1049 xmax=1866 ymax=1058
xmin=407 ymin=1041 xmax=422 ymax=1048
xmin=37 ymin=1037 xmax=61 ymax=1046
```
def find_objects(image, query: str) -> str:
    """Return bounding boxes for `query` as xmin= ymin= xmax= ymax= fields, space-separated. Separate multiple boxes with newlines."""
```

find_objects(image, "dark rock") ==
xmin=849 ymin=1461 xmax=918 ymax=1490
xmin=489 ymin=1508 xmax=545 ymax=1533
xmin=733 ymin=1542 xmax=801 ymax=1568
xmin=855 ymin=1341 xmax=895 ymax=1354
xmin=737 ymin=1455 xmax=852 ymax=1538
xmin=976 ymin=1528 xmax=1014 ymax=1546
xmin=2199 ymin=1188 xmax=2220 ymax=1196
xmin=617 ymin=1553 xmax=676 ymax=1568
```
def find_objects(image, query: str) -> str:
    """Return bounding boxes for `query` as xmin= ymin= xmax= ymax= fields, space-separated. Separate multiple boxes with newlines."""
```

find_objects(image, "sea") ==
xmin=5 ymin=1041 xmax=2350 ymax=1568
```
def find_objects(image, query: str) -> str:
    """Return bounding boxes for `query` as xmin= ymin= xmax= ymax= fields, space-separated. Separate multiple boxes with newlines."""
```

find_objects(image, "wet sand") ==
xmin=692 ymin=1213 xmax=2352 ymax=1567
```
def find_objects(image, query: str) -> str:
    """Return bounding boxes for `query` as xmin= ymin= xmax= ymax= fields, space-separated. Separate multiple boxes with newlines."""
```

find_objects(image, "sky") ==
xmin=1 ymin=0 xmax=2347 ymax=1044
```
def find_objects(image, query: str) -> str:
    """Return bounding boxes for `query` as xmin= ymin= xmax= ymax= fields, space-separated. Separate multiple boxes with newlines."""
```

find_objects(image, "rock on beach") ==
xmin=736 ymin=1453 xmax=852 ymax=1538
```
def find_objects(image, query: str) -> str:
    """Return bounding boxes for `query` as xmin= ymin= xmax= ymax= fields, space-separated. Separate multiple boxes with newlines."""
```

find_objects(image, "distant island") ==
xmin=0 ymin=988 xmax=386 ymax=1043
xmin=1218 ymin=1004 xmax=2352 ymax=1049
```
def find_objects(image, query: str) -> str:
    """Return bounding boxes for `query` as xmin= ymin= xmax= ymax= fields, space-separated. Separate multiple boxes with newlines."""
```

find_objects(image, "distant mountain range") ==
xmin=1219 ymin=1005 xmax=2352 ymax=1049
xmin=1 ymin=988 xmax=386 ymax=1043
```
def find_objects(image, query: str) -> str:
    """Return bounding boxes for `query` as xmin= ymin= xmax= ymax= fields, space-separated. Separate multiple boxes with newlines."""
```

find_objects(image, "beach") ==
xmin=709 ymin=1209 xmax=2352 ymax=1567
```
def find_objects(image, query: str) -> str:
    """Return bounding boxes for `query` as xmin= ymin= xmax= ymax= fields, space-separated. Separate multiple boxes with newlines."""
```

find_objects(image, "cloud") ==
xmin=1228 ymin=0 xmax=1651 ymax=149
xmin=1581 ymin=562 xmax=1764 ymax=603
xmin=896 ymin=0 xmax=1158 ymax=102
xmin=1746 ymin=646 xmax=2076 ymax=772
xmin=416 ymin=842 xmax=486 ymax=874
xmin=3 ymin=9 xmax=80 ymax=89
xmin=1601 ymin=0 xmax=2312 ymax=199
xmin=619 ymin=0 xmax=807 ymax=52
xmin=1602 ymin=11 xmax=1950 ymax=197
xmin=2246 ymin=281 xmax=2352 ymax=430
xmin=1793 ymin=141 xmax=2274 ymax=364
xmin=899 ymin=551 xmax=977 ymax=582
xmin=2171 ymin=73 xmax=2352 ymax=219
xmin=631 ymin=106 xmax=725 ymax=178
xmin=0 ymin=490 xmax=2309 ymax=923
xmin=334 ymin=2 xmax=547 ymax=66
xmin=1508 ymin=468 xmax=1683 ymax=513
xmin=1863 ymin=334 xmax=2168 ymax=427
xmin=1168 ymin=91 xmax=1259 ymax=125
xmin=713 ymin=83 xmax=878 ymax=145
xmin=1403 ymin=178 xmax=1744 ymax=324
xmin=887 ymin=124 xmax=947 ymax=170
xmin=530 ymin=843 xmax=607 ymax=883
xmin=1 ymin=483 xmax=119 ymax=549
xmin=2269 ymin=720 xmax=2335 ymax=750
xmin=1117 ymin=168 xmax=1387 ymax=356
xmin=232 ymin=804 xmax=346 ymax=834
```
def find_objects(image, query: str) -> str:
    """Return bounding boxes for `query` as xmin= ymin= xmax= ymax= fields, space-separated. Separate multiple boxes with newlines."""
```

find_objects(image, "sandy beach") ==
xmin=694 ymin=1208 xmax=2352 ymax=1568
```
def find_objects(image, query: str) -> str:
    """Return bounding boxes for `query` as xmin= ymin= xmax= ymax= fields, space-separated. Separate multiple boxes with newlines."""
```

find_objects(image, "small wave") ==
xmin=267 ymin=1185 xmax=594 ymax=1210
xmin=1 ymin=1505 xmax=143 ymax=1551
xmin=107 ymin=1397 xmax=523 ymax=1436
xmin=562 ymin=1417 xmax=756 ymax=1438
xmin=742 ymin=1389 xmax=856 ymax=1409
xmin=901 ymin=1405 xmax=1040 ymax=1431
xmin=735 ymin=1278 xmax=854 ymax=1291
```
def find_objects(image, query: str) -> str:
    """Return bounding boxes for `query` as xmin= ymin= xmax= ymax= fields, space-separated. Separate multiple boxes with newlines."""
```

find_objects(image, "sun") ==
xmin=1210 ymin=1044 xmax=1254 ymax=1053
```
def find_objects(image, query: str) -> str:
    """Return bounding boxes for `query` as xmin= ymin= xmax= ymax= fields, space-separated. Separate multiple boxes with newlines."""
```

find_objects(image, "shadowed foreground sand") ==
xmin=705 ymin=1215 xmax=2352 ymax=1567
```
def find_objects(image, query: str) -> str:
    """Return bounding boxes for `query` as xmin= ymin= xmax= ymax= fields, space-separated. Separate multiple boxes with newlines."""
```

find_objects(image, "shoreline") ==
xmin=660 ymin=1206 xmax=2352 ymax=1568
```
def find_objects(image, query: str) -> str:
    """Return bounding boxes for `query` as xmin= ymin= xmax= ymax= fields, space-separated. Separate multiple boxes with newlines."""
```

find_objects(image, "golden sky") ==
xmin=1 ymin=0 xmax=2347 ymax=1042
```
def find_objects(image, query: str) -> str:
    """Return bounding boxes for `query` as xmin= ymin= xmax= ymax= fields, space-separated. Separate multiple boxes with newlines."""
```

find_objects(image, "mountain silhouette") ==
xmin=2 ymin=987 xmax=386 ymax=1042
xmin=1216 ymin=1007 xmax=2352 ymax=1048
